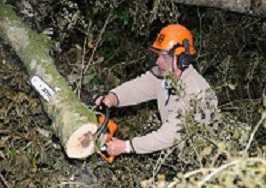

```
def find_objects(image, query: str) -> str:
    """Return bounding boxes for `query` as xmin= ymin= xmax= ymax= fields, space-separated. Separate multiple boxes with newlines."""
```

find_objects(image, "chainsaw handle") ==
xmin=95 ymin=96 xmax=110 ymax=111
xmin=100 ymin=105 xmax=110 ymax=128
xmin=95 ymin=107 xmax=110 ymax=137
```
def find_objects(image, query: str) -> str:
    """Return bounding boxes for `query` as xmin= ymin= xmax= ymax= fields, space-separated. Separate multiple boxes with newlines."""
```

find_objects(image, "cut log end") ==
xmin=65 ymin=122 xmax=98 ymax=159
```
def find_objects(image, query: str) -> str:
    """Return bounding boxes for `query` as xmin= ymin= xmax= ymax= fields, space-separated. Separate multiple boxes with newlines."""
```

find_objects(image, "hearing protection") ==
xmin=169 ymin=39 xmax=194 ymax=72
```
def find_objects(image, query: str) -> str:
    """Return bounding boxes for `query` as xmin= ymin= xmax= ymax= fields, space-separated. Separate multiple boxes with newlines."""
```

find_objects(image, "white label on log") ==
xmin=30 ymin=75 xmax=55 ymax=102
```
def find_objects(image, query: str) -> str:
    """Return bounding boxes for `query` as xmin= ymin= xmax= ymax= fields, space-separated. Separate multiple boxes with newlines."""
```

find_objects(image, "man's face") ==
xmin=155 ymin=53 xmax=174 ymax=75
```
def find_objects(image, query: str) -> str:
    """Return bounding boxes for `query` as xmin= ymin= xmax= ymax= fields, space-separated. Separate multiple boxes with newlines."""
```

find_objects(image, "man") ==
xmin=96 ymin=24 xmax=218 ymax=156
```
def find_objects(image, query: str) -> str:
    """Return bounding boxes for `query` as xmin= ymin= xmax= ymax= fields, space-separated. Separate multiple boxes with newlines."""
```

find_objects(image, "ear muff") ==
xmin=178 ymin=53 xmax=193 ymax=71
xmin=177 ymin=39 xmax=194 ymax=71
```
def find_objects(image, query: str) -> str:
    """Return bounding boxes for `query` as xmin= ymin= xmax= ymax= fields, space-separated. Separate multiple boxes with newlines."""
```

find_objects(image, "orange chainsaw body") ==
xmin=96 ymin=114 xmax=118 ymax=163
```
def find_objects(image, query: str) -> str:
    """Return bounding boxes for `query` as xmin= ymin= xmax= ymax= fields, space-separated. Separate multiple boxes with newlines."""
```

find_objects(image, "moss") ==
xmin=0 ymin=2 xmax=19 ymax=22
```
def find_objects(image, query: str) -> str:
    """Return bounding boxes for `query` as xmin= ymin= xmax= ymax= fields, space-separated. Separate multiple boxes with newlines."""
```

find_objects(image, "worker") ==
xmin=95 ymin=24 xmax=218 ymax=156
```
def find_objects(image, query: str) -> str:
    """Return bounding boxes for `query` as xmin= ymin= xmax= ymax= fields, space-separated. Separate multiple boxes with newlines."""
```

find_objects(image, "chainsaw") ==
xmin=94 ymin=104 xmax=118 ymax=163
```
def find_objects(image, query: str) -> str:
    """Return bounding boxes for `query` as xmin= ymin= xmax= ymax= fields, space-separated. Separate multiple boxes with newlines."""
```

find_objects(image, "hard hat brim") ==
xmin=148 ymin=47 xmax=169 ymax=55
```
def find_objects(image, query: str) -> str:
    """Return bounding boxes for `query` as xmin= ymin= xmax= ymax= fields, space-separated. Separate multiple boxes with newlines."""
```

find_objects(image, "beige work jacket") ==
xmin=111 ymin=65 xmax=218 ymax=154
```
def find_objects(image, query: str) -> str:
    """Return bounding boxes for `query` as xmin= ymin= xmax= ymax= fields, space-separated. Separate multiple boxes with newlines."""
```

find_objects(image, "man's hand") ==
xmin=95 ymin=93 xmax=118 ymax=108
xmin=106 ymin=138 xmax=128 ymax=156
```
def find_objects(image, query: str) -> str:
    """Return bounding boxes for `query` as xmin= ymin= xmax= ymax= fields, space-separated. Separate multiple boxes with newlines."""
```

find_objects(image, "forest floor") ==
xmin=1 ymin=1 xmax=266 ymax=187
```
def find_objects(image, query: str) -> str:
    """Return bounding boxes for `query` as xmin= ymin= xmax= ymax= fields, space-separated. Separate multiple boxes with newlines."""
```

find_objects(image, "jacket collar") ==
xmin=180 ymin=65 xmax=195 ymax=82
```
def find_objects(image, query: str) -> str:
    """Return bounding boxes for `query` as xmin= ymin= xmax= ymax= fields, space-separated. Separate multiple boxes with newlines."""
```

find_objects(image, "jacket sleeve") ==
xmin=131 ymin=112 xmax=183 ymax=154
xmin=111 ymin=71 xmax=158 ymax=107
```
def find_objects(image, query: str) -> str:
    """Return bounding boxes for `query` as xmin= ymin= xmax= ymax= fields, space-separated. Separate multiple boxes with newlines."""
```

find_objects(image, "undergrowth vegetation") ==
xmin=1 ymin=0 xmax=266 ymax=187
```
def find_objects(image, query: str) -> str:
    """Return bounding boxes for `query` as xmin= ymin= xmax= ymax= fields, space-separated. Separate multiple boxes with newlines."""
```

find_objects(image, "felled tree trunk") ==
xmin=175 ymin=0 xmax=266 ymax=16
xmin=0 ymin=2 xmax=98 ymax=159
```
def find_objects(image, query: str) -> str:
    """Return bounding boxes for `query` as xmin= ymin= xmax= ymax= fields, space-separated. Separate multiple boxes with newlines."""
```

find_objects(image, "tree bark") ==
xmin=175 ymin=0 xmax=266 ymax=16
xmin=0 ymin=2 xmax=98 ymax=159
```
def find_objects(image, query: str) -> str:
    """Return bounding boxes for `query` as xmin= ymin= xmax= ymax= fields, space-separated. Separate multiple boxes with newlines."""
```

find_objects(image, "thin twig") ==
xmin=149 ymin=0 xmax=161 ymax=22
xmin=0 ymin=172 xmax=10 ymax=188
xmin=218 ymin=98 xmax=261 ymax=109
xmin=201 ymin=43 xmax=226 ymax=74
xmin=196 ymin=7 xmax=203 ymax=61
xmin=197 ymin=159 xmax=240 ymax=188
xmin=77 ymin=11 xmax=113 ymax=97
xmin=244 ymin=112 xmax=266 ymax=154
xmin=184 ymin=168 xmax=213 ymax=178
xmin=77 ymin=37 xmax=87 ymax=98
xmin=197 ymin=157 xmax=266 ymax=188
xmin=58 ymin=181 xmax=94 ymax=187
xmin=152 ymin=146 xmax=176 ymax=180
xmin=223 ymin=56 xmax=233 ymax=108
xmin=0 ymin=130 xmax=10 ymax=134
xmin=190 ymin=137 xmax=203 ymax=168
xmin=183 ymin=123 xmax=203 ymax=168
xmin=246 ymin=55 xmax=260 ymax=100
xmin=152 ymin=140 xmax=185 ymax=185
xmin=82 ymin=11 xmax=113 ymax=77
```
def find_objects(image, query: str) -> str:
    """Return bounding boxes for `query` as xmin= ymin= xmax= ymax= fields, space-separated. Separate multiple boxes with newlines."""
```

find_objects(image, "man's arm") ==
xmin=110 ymin=71 xmax=158 ymax=107
xmin=130 ymin=112 xmax=183 ymax=154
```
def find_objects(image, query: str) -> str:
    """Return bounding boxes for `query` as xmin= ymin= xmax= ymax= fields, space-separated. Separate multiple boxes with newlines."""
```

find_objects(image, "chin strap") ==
xmin=150 ymin=66 xmax=164 ymax=79
xmin=171 ymin=53 xmax=178 ymax=73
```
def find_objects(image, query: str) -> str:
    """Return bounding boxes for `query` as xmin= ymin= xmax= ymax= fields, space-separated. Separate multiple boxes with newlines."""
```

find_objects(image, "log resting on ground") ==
xmin=0 ymin=2 xmax=98 ymax=159
xmin=175 ymin=0 xmax=266 ymax=17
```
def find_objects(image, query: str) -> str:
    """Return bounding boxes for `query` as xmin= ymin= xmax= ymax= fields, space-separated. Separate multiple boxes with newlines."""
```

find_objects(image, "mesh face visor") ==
xmin=146 ymin=49 xmax=159 ymax=65
xmin=146 ymin=49 xmax=162 ymax=78
xmin=147 ymin=47 xmax=170 ymax=64
xmin=147 ymin=48 xmax=174 ymax=79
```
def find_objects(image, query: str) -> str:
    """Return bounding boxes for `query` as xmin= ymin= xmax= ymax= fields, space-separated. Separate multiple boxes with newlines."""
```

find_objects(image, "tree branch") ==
xmin=175 ymin=0 xmax=266 ymax=17
xmin=0 ymin=2 xmax=98 ymax=159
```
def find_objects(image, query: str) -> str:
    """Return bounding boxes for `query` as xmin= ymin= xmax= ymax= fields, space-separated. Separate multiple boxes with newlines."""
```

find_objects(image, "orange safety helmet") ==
xmin=151 ymin=24 xmax=196 ymax=56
